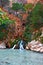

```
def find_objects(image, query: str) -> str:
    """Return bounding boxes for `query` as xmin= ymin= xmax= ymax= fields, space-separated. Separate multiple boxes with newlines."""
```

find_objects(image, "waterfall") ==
xmin=12 ymin=40 xmax=25 ymax=50
xmin=19 ymin=40 xmax=24 ymax=50
xmin=12 ymin=45 xmax=16 ymax=49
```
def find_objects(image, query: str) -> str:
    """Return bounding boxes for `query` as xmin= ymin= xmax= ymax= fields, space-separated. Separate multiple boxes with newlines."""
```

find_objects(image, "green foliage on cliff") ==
xmin=0 ymin=10 xmax=14 ymax=25
xmin=0 ymin=9 xmax=15 ymax=40
xmin=0 ymin=32 xmax=7 ymax=40
xmin=24 ymin=3 xmax=33 ymax=11
xmin=27 ymin=2 xmax=43 ymax=30
xmin=40 ymin=37 xmax=43 ymax=43
xmin=29 ymin=2 xmax=43 ymax=29
xmin=23 ymin=2 xmax=43 ymax=42
xmin=12 ymin=3 xmax=25 ymax=11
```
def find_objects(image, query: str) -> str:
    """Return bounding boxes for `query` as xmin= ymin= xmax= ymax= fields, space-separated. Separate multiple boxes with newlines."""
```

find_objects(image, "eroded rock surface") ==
xmin=26 ymin=40 xmax=43 ymax=53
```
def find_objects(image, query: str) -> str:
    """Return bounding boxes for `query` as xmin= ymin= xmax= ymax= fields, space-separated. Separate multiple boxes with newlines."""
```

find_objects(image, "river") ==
xmin=0 ymin=49 xmax=43 ymax=65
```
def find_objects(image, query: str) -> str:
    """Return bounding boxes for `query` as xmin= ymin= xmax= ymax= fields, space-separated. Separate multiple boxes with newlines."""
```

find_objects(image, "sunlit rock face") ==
xmin=40 ymin=0 xmax=43 ymax=2
xmin=27 ymin=0 xmax=40 ymax=4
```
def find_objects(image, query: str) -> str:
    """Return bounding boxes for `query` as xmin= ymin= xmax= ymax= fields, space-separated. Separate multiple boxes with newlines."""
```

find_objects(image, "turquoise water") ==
xmin=0 ymin=49 xmax=43 ymax=65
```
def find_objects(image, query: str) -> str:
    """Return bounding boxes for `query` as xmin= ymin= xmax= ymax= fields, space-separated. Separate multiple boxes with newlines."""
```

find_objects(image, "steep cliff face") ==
xmin=27 ymin=0 xmax=43 ymax=3
xmin=1 ymin=7 xmax=25 ymax=37
xmin=13 ymin=0 xmax=43 ymax=4
xmin=0 ymin=0 xmax=43 ymax=7
xmin=27 ymin=0 xmax=39 ymax=4
xmin=40 ymin=0 xmax=43 ymax=3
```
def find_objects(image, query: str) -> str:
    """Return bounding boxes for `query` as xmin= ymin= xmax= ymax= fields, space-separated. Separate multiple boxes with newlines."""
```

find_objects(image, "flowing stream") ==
xmin=0 ymin=49 xmax=43 ymax=65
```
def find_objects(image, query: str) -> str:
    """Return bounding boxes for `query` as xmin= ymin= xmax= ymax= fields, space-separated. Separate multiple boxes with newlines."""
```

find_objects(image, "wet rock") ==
xmin=26 ymin=46 xmax=29 ymax=50
xmin=27 ymin=40 xmax=43 ymax=53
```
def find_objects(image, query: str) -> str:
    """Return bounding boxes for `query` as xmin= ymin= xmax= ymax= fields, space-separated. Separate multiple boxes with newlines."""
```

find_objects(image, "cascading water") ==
xmin=12 ymin=45 xmax=16 ymax=49
xmin=19 ymin=40 xmax=24 ymax=50
xmin=12 ymin=40 xmax=24 ymax=50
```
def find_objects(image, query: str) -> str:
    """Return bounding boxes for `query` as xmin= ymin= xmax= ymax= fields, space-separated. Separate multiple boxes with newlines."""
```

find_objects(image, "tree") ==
xmin=28 ymin=2 xmax=43 ymax=30
xmin=23 ymin=2 xmax=43 ymax=42
xmin=12 ymin=3 xmax=24 ymax=12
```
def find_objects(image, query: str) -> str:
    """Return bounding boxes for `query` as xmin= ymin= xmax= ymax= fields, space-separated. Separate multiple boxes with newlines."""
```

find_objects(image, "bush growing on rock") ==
xmin=24 ymin=2 xmax=43 ymax=42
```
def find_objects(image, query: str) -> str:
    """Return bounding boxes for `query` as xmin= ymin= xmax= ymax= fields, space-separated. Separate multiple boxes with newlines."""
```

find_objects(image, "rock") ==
xmin=0 ymin=42 xmax=6 ymax=49
xmin=27 ymin=40 xmax=43 ymax=53
xmin=40 ymin=47 xmax=43 ymax=52
xmin=26 ymin=46 xmax=29 ymax=50
xmin=34 ymin=48 xmax=40 ymax=52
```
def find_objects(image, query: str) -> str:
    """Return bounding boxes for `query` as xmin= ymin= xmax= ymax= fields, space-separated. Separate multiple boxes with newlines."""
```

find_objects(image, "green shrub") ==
xmin=0 ymin=32 xmax=7 ymax=40
xmin=23 ymin=2 xmax=43 ymax=42
xmin=12 ymin=3 xmax=25 ymax=12
xmin=9 ymin=37 xmax=21 ymax=48
xmin=40 ymin=37 xmax=43 ymax=43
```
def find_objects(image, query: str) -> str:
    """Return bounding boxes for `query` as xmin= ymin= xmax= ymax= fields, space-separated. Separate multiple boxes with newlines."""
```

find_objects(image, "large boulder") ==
xmin=26 ymin=40 xmax=43 ymax=53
